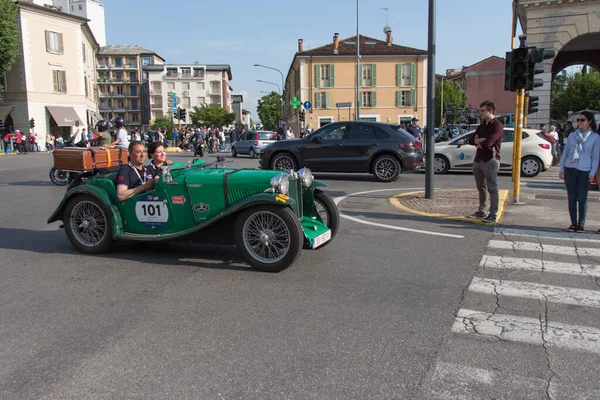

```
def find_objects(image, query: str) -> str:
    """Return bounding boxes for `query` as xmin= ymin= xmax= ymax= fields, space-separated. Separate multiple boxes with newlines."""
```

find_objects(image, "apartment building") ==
xmin=143 ymin=64 xmax=233 ymax=123
xmin=284 ymin=31 xmax=427 ymax=132
xmin=0 ymin=1 xmax=99 ymax=144
xmin=97 ymin=45 xmax=164 ymax=131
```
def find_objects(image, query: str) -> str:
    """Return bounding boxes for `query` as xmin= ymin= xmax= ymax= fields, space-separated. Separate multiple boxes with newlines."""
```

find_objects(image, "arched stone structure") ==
xmin=518 ymin=0 xmax=600 ymax=126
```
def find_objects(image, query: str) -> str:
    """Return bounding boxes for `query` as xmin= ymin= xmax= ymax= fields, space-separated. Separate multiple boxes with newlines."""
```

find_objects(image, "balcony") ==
xmin=97 ymin=64 xmax=109 ymax=70
xmin=124 ymin=64 xmax=138 ymax=70
xmin=126 ymin=93 xmax=140 ymax=98
xmin=151 ymin=104 xmax=163 ymax=109
xmin=165 ymin=72 xmax=179 ymax=79
xmin=192 ymin=72 xmax=205 ymax=80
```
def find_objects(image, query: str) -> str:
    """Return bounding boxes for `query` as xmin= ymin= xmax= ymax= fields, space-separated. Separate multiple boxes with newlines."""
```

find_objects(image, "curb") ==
xmin=389 ymin=189 xmax=510 ymax=225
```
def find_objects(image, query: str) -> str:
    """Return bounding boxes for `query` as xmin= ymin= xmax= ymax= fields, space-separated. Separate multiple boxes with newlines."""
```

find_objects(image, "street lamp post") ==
xmin=254 ymin=64 xmax=285 ymax=128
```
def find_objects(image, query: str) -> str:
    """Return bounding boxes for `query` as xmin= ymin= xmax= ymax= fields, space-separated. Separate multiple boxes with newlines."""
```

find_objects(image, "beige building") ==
xmin=97 ymin=45 xmax=164 ymax=131
xmin=0 ymin=1 xmax=100 ymax=145
xmin=284 ymin=32 xmax=427 ymax=132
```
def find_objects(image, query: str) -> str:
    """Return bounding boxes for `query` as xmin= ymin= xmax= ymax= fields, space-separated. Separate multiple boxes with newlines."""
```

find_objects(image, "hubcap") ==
xmin=273 ymin=156 xmax=295 ymax=171
xmin=70 ymin=201 xmax=107 ymax=247
xmin=522 ymin=159 xmax=539 ymax=175
xmin=243 ymin=211 xmax=291 ymax=264
xmin=375 ymin=158 xmax=397 ymax=180
xmin=434 ymin=157 xmax=446 ymax=173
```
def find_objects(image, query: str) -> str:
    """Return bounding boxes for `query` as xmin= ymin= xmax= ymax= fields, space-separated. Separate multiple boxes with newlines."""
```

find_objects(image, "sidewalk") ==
xmin=390 ymin=171 xmax=600 ymax=232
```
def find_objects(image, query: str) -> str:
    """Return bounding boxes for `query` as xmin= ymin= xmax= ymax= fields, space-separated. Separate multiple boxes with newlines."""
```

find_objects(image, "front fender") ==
xmin=310 ymin=180 xmax=330 ymax=189
xmin=47 ymin=185 xmax=123 ymax=239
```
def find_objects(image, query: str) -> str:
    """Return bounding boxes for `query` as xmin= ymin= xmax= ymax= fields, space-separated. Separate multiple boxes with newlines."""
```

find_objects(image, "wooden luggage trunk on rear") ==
xmin=53 ymin=147 xmax=129 ymax=171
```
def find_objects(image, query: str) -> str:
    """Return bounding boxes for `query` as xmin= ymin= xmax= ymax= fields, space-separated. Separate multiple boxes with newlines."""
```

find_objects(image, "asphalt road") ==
xmin=1 ymin=151 xmax=597 ymax=399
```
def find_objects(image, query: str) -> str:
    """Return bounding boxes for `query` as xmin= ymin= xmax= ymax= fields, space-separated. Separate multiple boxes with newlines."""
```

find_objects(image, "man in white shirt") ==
xmin=110 ymin=117 xmax=129 ymax=149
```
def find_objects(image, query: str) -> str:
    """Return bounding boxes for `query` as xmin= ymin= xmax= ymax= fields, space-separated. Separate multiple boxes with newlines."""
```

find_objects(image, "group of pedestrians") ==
xmin=465 ymin=101 xmax=599 ymax=232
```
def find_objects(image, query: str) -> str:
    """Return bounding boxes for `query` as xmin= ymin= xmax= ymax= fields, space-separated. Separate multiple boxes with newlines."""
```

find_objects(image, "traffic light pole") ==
xmin=523 ymin=94 xmax=529 ymax=128
xmin=512 ymin=90 xmax=525 ymax=203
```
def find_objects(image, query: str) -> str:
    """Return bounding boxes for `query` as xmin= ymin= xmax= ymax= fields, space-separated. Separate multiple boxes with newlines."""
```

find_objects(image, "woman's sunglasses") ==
xmin=576 ymin=118 xmax=587 ymax=122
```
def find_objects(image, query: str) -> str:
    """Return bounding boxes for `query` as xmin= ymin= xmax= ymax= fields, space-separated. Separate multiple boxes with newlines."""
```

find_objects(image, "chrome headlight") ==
xmin=270 ymin=173 xmax=290 ymax=195
xmin=297 ymin=168 xmax=313 ymax=188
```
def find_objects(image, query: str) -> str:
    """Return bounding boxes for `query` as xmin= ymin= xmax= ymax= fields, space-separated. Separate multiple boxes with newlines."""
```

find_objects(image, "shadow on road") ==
xmin=0 ymin=227 xmax=254 ymax=272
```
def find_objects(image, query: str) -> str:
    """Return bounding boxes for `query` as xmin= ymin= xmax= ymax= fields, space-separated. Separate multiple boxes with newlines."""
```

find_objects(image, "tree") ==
xmin=189 ymin=104 xmax=236 ymax=128
xmin=257 ymin=91 xmax=282 ymax=131
xmin=151 ymin=116 xmax=172 ymax=139
xmin=551 ymin=68 xmax=600 ymax=123
xmin=434 ymin=79 xmax=467 ymax=126
xmin=0 ymin=0 xmax=21 ymax=102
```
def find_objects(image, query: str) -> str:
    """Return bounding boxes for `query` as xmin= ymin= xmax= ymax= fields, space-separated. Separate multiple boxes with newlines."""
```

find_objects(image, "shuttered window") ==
xmin=46 ymin=31 xmax=63 ymax=54
xmin=52 ymin=70 xmax=67 ymax=93
xmin=314 ymin=92 xmax=328 ymax=109
xmin=315 ymin=64 xmax=334 ymax=88
xmin=396 ymin=90 xmax=412 ymax=107
xmin=396 ymin=63 xmax=416 ymax=87
xmin=361 ymin=64 xmax=377 ymax=87
xmin=361 ymin=91 xmax=376 ymax=108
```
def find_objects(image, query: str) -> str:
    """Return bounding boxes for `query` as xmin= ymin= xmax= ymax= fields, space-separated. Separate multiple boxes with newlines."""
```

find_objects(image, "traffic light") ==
xmin=175 ymin=107 xmax=180 ymax=120
xmin=505 ymin=47 xmax=529 ymax=91
xmin=0 ymin=120 xmax=4 ymax=133
xmin=527 ymin=95 xmax=539 ymax=115
xmin=30 ymin=118 xmax=35 ymax=128
xmin=299 ymin=110 xmax=305 ymax=122
xmin=527 ymin=47 xmax=556 ymax=90
xmin=180 ymin=108 xmax=186 ymax=121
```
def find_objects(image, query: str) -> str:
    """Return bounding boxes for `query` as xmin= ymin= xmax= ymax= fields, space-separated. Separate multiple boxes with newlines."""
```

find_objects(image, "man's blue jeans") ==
xmin=564 ymin=167 xmax=590 ymax=226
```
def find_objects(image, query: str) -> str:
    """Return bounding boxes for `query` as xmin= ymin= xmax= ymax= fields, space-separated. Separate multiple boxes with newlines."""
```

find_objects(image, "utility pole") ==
xmin=355 ymin=0 xmax=360 ymax=121
xmin=425 ymin=0 xmax=436 ymax=199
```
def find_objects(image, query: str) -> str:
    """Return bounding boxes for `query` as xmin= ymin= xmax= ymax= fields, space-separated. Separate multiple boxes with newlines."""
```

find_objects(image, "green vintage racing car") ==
xmin=47 ymin=158 xmax=339 ymax=272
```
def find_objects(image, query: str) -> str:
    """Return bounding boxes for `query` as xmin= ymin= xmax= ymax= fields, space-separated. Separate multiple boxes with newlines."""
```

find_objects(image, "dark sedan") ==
xmin=259 ymin=121 xmax=424 ymax=182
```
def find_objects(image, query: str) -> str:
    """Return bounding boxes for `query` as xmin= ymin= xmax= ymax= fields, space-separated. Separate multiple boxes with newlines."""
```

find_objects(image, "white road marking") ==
xmin=333 ymin=188 xmax=464 ymax=239
xmin=481 ymin=255 xmax=600 ymax=278
xmin=469 ymin=277 xmax=600 ymax=308
xmin=488 ymin=240 xmax=600 ymax=257
xmin=452 ymin=309 xmax=600 ymax=354
xmin=495 ymin=227 xmax=600 ymax=242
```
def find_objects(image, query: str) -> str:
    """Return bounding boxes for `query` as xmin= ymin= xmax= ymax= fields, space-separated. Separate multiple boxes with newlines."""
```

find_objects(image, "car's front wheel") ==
xmin=372 ymin=155 xmax=401 ymax=182
xmin=270 ymin=152 xmax=298 ymax=172
xmin=521 ymin=156 xmax=542 ymax=177
xmin=231 ymin=146 xmax=238 ymax=157
xmin=311 ymin=190 xmax=339 ymax=248
xmin=434 ymin=155 xmax=450 ymax=174
xmin=63 ymin=195 xmax=113 ymax=254
xmin=234 ymin=206 xmax=303 ymax=272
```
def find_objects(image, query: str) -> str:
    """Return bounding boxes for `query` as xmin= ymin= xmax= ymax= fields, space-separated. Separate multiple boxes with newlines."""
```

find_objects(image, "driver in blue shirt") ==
xmin=116 ymin=141 xmax=156 ymax=201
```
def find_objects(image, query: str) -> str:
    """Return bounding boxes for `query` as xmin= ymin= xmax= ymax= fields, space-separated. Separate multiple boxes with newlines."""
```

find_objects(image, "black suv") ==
xmin=259 ymin=121 xmax=423 ymax=182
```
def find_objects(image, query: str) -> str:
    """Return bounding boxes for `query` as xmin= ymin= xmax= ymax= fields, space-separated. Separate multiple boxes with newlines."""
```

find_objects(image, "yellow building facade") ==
xmin=284 ymin=33 xmax=428 ymax=132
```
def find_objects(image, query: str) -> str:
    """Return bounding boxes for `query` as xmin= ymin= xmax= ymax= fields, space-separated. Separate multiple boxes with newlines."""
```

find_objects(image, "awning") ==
xmin=46 ymin=106 xmax=81 ymax=126
xmin=0 ymin=105 xmax=13 ymax=120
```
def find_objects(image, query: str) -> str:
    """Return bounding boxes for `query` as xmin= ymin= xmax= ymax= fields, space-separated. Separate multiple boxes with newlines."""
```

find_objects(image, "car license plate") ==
xmin=312 ymin=229 xmax=331 ymax=249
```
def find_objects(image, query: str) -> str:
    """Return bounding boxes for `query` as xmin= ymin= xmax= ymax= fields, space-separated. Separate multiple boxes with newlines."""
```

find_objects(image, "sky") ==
xmin=103 ymin=0 xmax=517 ymax=120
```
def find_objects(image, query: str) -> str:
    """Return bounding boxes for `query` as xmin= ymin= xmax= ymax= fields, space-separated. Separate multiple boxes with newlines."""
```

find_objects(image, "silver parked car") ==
xmin=231 ymin=130 xmax=278 ymax=158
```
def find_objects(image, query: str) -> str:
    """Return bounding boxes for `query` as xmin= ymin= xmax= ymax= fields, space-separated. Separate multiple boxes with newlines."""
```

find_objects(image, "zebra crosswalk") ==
xmin=423 ymin=227 xmax=600 ymax=399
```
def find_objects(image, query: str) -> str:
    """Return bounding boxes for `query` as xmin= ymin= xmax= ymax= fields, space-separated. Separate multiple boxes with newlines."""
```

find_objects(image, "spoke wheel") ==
xmin=50 ymin=167 xmax=68 ymax=186
xmin=235 ymin=206 xmax=302 ymax=272
xmin=521 ymin=156 xmax=542 ymax=177
xmin=434 ymin=155 xmax=450 ymax=174
xmin=373 ymin=155 xmax=401 ymax=182
xmin=271 ymin=153 xmax=297 ymax=172
xmin=64 ymin=195 xmax=113 ymax=253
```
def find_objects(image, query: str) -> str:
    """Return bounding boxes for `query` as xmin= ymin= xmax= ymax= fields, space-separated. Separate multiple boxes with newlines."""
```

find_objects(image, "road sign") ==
xmin=336 ymin=102 xmax=352 ymax=107
xmin=303 ymin=101 xmax=312 ymax=110
xmin=290 ymin=97 xmax=301 ymax=109
xmin=168 ymin=91 xmax=176 ymax=97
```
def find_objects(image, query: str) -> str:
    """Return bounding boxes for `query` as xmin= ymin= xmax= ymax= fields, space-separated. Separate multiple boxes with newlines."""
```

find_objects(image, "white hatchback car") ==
xmin=433 ymin=128 xmax=553 ymax=177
